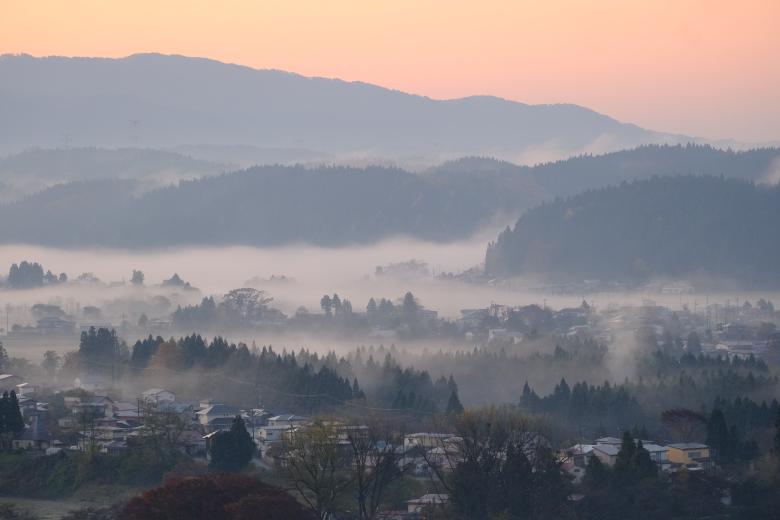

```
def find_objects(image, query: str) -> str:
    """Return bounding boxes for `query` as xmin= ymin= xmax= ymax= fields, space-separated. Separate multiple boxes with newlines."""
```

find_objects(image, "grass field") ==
xmin=0 ymin=484 xmax=143 ymax=519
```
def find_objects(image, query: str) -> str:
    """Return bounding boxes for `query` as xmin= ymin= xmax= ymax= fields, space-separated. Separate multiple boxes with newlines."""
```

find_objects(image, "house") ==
xmin=566 ymin=443 xmax=595 ymax=468
xmin=113 ymin=402 xmax=141 ymax=424
xmin=404 ymin=432 xmax=457 ymax=452
xmin=666 ymin=443 xmax=711 ymax=470
xmin=457 ymin=309 xmax=489 ymax=331
xmin=407 ymin=494 xmax=449 ymax=514
xmin=0 ymin=374 xmax=23 ymax=392
xmin=642 ymin=443 xmax=670 ymax=470
xmin=12 ymin=415 xmax=52 ymax=451
xmin=75 ymin=395 xmax=115 ymax=418
xmin=36 ymin=316 xmax=76 ymax=336
xmin=595 ymin=436 xmax=622 ymax=446
xmin=267 ymin=414 xmax=309 ymax=428
xmin=592 ymin=443 xmax=619 ymax=466
xmin=142 ymin=388 xmax=176 ymax=404
xmin=196 ymin=404 xmax=239 ymax=427
xmin=15 ymin=382 xmax=35 ymax=399
xmin=205 ymin=416 xmax=236 ymax=433
xmin=74 ymin=374 xmax=108 ymax=392
xmin=17 ymin=397 xmax=38 ymax=417
xmin=593 ymin=438 xmax=671 ymax=470
xmin=488 ymin=328 xmax=524 ymax=343
xmin=101 ymin=440 xmax=128 ymax=456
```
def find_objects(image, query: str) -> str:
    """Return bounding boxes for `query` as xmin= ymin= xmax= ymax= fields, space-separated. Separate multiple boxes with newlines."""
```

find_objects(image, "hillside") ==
xmin=0 ymin=146 xmax=779 ymax=248
xmin=0 ymin=53 xmax=679 ymax=161
xmin=484 ymin=176 xmax=780 ymax=286
xmin=0 ymin=147 xmax=228 ymax=202
xmin=0 ymin=164 xmax=539 ymax=247
xmin=427 ymin=144 xmax=780 ymax=198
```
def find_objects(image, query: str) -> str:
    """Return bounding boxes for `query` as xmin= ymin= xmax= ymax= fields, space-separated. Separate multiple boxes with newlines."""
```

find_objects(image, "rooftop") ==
xmin=667 ymin=443 xmax=708 ymax=450
xmin=142 ymin=388 xmax=172 ymax=396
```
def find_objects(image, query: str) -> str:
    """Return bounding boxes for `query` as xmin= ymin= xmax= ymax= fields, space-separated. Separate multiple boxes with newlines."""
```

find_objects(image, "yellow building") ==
xmin=666 ymin=443 xmax=711 ymax=470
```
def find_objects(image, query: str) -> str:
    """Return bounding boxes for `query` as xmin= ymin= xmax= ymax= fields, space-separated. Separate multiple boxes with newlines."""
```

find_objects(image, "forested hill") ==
xmin=485 ymin=176 xmax=780 ymax=286
xmin=428 ymin=144 xmax=780 ymax=198
xmin=0 ymin=164 xmax=541 ymax=247
xmin=0 ymin=146 xmax=778 ymax=248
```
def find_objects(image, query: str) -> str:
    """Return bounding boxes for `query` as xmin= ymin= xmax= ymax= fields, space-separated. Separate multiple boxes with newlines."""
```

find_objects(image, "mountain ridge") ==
xmin=0 ymin=53 xmax=681 ymax=161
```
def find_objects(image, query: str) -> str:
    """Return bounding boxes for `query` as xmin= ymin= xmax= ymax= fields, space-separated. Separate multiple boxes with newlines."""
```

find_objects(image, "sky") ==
xmin=2 ymin=0 xmax=779 ymax=142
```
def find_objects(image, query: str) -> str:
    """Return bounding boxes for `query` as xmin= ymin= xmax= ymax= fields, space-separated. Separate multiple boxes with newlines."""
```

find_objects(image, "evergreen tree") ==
xmin=0 ymin=343 xmax=8 ymax=372
xmin=774 ymin=408 xmax=780 ymax=458
xmin=0 ymin=391 xmax=24 ymax=451
xmin=210 ymin=416 xmax=256 ymax=471
xmin=707 ymin=408 xmax=732 ymax=463
xmin=446 ymin=389 xmax=464 ymax=415
xmin=632 ymin=440 xmax=657 ymax=479
xmin=614 ymin=431 xmax=636 ymax=473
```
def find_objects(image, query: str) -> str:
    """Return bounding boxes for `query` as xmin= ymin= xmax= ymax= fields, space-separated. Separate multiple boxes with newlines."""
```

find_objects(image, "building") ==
xmin=457 ymin=309 xmax=489 ymax=331
xmin=592 ymin=443 xmax=619 ymax=466
xmin=642 ymin=443 xmax=670 ymax=470
xmin=15 ymin=382 xmax=35 ymax=399
xmin=12 ymin=415 xmax=52 ymax=451
xmin=196 ymin=404 xmax=239 ymax=427
xmin=142 ymin=388 xmax=176 ymax=404
xmin=267 ymin=414 xmax=309 ymax=428
xmin=407 ymin=494 xmax=449 ymax=514
xmin=404 ymin=432 xmax=457 ymax=452
xmin=74 ymin=374 xmax=108 ymax=392
xmin=667 ymin=443 xmax=711 ymax=470
xmin=0 ymin=374 xmax=23 ymax=392
xmin=36 ymin=316 xmax=76 ymax=335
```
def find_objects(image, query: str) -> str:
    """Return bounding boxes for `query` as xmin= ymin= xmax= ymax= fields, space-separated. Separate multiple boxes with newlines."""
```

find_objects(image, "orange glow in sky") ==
xmin=2 ymin=0 xmax=779 ymax=141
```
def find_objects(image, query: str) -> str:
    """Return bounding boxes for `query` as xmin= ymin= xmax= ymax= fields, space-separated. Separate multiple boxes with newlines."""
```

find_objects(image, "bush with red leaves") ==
xmin=119 ymin=473 xmax=313 ymax=520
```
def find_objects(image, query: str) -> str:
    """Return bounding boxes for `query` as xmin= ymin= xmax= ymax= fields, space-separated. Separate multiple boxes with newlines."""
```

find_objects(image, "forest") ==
xmin=485 ymin=175 xmax=780 ymax=286
xmin=0 ymin=145 xmax=778 ymax=247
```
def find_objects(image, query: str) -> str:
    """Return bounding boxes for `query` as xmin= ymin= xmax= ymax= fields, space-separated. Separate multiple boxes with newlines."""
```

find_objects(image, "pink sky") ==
xmin=3 ymin=0 xmax=779 ymax=141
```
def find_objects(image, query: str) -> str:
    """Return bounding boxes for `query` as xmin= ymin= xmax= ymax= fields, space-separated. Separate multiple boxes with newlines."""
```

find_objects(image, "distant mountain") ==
xmin=1 ymin=53 xmax=687 ymax=161
xmin=485 ymin=176 xmax=780 ymax=286
xmin=0 ymin=147 xmax=228 ymax=201
xmin=428 ymin=144 xmax=780 ymax=199
xmin=0 ymin=145 xmax=778 ymax=248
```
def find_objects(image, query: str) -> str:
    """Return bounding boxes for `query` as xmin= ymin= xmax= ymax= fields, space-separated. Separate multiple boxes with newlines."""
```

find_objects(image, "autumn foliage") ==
xmin=119 ymin=473 xmax=313 ymax=520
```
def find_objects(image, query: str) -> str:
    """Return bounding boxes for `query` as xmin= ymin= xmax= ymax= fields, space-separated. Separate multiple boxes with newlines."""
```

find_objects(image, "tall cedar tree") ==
xmin=210 ymin=416 xmax=256 ymax=471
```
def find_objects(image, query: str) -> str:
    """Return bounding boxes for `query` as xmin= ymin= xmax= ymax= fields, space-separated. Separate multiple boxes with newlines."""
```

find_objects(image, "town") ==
xmin=1 ymin=266 xmax=779 ymax=517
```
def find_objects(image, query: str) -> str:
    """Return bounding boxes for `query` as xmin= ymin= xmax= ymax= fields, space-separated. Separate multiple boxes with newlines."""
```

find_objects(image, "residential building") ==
xmin=593 ymin=443 xmax=619 ymax=466
xmin=0 ymin=374 xmax=23 ymax=391
xmin=667 ymin=443 xmax=711 ymax=470
xmin=12 ymin=415 xmax=52 ymax=451
xmin=196 ymin=403 xmax=239 ymax=427
xmin=267 ymin=414 xmax=309 ymax=428
xmin=142 ymin=388 xmax=176 ymax=404
xmin=407 ymin=494 xmax=449 ymax=514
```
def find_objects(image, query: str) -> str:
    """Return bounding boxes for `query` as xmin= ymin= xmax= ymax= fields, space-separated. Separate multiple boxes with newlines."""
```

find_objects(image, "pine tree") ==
xmin=774 ymin=408 xmax=780 ymax=458
xmin=446 ymin=389 xmax=464 ymax=415
xmin=210 ymin=416 xmax=256 ymax=471
xmin=615 ymin=431 xmax=636 ymax=473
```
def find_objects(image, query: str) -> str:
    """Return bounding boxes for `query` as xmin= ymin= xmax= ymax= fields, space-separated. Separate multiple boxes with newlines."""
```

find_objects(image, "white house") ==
xmin=196 ymin=404 xmax=239 ymax=426
xmin=74 ymin=374 xmax=107 ymax=392
xmin=142 ymin=388 xmax=175 ymax=404
xmin=267 ymin=414 xmax=309 ymax=428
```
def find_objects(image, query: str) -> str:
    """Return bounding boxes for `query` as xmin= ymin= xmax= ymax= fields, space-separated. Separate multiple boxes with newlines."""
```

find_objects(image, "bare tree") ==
xmin=345 ymin=418 xmax=408 ymax=520
xmin=280 ymin=422 xmax=353 ymax=520
xmin=661 ymin=408 xmax=708 ymax=443
xmin=139 ymin=400 xmax=186 ymax=454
